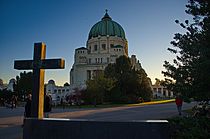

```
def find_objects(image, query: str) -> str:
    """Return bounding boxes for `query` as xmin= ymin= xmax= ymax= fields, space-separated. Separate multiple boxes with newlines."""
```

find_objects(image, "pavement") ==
xmin=0 ymin=100 xmax=196 ymax=139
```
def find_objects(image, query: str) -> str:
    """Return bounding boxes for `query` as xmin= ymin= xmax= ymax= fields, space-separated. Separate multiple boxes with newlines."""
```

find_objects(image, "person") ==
xmin=24 ymin=94 xmax=32 ymax=118
xmin=60 ymin=98 xmax=65 ymax=109
xmin=22 ymin=93 xmax=32 ymax=127
xmin=11 ymin=95 xmax=15 ymax=109
xmin=175 ymin=95 xmax=183 ymax=115
xmin=11 ymin=95 xmax=18 ymax=108
xmin=14 ymin=95 xmax=18 ymax=108
xmin=24 ymin=94 xmax=32 ymax=117
xmin=44 ymin=93 xmax=52 ymax=118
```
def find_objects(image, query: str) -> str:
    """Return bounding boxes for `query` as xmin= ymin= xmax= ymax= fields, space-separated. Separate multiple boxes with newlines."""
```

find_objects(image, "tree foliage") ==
xmin=14 ymin=71 xmax=33 ymax=98
xmin=162 ymin=0 xmax=210 ymax=101
xmin=154 ymin=78 xmax=165 ymax=86
xmin=136 ymin=69 xmax=153 ymax=101
xmin=64 ymin=82 xmax=70 ymax=86
xmin=86 ymin=73 xmax=115 ymax=105
xmin=85 ymin=56 xmax=152 ymax=104
xmin=104 ymin=56 xmax=152 ymax=103
xmin=0 ymin=88 xmax=14 ymax=102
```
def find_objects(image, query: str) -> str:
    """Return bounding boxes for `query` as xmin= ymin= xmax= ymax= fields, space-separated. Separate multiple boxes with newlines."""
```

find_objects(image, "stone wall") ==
xmin=23 ymin=118 xmax=169 ymax=139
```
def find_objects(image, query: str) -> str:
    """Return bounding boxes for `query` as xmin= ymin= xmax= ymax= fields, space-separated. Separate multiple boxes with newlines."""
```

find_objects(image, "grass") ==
xmin=54 ymin=103 xmax=127 ymax=109
xmin=127 ymin=99 xmax=175 ymax=107
xmin=53 ymin=99 xmax=175 ymax=109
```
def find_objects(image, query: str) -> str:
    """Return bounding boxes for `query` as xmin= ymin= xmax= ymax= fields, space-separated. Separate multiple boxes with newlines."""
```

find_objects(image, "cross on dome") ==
xmin=105 ymin=9 xmax=108 ymax=13
xmin=102 ymin=9 xmax=111 ymax=20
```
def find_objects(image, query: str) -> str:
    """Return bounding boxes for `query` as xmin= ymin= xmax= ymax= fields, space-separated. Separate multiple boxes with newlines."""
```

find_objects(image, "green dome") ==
xmin=88 ymin=12 xmax=126 ymax=40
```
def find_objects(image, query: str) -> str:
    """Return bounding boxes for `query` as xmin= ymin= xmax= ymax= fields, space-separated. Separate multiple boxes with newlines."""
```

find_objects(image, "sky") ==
xmin=0 ymin=0 xmax=191 ymax=86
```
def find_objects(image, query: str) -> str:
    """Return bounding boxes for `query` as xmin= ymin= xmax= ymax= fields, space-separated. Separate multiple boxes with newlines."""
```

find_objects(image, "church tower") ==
xmin=70 ymin=11 xmax=128 ymax=86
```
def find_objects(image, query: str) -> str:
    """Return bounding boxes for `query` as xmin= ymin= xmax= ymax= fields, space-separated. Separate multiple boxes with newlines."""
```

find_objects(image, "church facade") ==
xmin=70 ymin=11 xmax=142 ymax=87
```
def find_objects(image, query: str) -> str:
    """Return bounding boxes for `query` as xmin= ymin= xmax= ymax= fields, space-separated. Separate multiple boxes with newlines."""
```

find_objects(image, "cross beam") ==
xmin=14 ymin=42 xmax=65 ymax=119
xmin=14 ymin=59 xmax=65 ymax=70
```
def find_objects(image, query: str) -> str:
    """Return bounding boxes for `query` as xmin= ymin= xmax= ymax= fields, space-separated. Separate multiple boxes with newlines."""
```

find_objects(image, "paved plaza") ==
xmin=0 ymin=102 xmax=195 ymax=139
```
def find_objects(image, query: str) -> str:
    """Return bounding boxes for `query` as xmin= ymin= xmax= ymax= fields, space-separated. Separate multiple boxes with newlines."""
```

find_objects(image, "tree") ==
xmin=86 ymin=73 xmax=115 ymax=105
xmin=162 ymin=0 xmax=210 ymax=101
xmin=64 ymin=82 xmax=70 ymax=86
xmin=136 ymin=69 xmax=153 ymax=102
xmin=14 ymin=71 xmax=33 ymax=99
xmin=0 ymin=88 xmax=14 ymax=102
xmin=86 ymin=56 xmax=152 ymax=104
xmin=154 ymin=78 xmax=165 ymax=86
xmin=115 ymin=56 xmax=132 ymax=97
xmin=104 ymin=63 xmax=117 ymax=80
xmin=104 ymin=56 xmax=152 ymax=103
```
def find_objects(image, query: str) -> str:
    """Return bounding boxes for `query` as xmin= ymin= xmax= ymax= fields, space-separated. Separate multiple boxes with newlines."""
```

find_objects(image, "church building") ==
xmin=70 ymin=11 xmax=142 ymax=88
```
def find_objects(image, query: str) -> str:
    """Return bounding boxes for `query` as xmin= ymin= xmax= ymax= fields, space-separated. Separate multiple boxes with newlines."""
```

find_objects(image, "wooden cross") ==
xmin=14 ymin=42 xmax=65 ymax=119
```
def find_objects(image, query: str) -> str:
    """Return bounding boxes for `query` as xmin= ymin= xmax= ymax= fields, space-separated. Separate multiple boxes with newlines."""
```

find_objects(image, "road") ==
xmin=0 ymin=102 xmax=196 ymax=139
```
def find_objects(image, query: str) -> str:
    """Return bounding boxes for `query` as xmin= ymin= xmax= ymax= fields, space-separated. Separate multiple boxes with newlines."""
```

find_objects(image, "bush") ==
xmin=169 ymin=117 xmax=210 ymax=139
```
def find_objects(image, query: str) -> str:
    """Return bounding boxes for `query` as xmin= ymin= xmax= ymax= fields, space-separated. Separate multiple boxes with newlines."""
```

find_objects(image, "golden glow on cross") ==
xmin=38 ymin=69 xmax=45 ymax=119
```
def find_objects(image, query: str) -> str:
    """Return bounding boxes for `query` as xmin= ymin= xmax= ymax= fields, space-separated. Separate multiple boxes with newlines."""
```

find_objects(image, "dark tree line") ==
xmin=0 ymin=89 xmax=14 ymax=105
xmin=162 ymin=0 xmax=210 ymax=101
xmin=0 ymin=71 xmax=33 ymax=104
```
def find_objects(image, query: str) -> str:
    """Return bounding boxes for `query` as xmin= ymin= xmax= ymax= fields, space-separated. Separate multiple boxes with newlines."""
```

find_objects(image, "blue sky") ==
xmin=0 ymin=0 xmax=190 ymax=85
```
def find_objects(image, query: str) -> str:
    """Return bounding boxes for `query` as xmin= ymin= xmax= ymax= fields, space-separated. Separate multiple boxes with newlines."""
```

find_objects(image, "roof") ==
xmin=88 ymin=11 xmax=126 ymax=40
xmin=75 ymin=47 xmax=88 ymax=50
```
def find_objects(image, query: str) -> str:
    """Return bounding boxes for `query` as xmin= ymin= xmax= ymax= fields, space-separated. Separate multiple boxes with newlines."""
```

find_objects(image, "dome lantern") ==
xmin=101 ymin=9 xmax=112 ymax=20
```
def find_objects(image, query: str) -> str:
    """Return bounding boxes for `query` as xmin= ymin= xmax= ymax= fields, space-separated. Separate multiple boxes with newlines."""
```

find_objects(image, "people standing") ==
xmin=22 ymin=93 xmax=32 ymax=127
xmin=24 ymin=94 xmax=32 ymax=117
xmin=175 ymin=95 xmax=183 ymax=115
xmin=44 ymin=93 xmax=52 ymax=118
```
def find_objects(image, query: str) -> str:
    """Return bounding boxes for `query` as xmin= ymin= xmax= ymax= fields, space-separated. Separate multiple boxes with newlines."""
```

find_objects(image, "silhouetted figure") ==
xmin=44 ymin=93 xmax=52 ymax=118
xmin=14 ymin=95 xmax=18 ymax=108
xmin=24 ymin=94 xmax=32 ymax=117
xmin=11 ymin=95 xmax=15 ymax=109
xmin=175 ymin=95 xmax=183 ymax=115
xmin=11 ymin=95 xmax=18 ymax=108
xmin=60 ymin=98 xmax=65 ymax=109
xmin=22 ymin=94 xmax=32 ymax=127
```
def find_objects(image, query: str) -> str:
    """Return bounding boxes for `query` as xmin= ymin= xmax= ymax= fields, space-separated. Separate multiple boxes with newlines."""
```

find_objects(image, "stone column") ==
xmin=98 ymin=36 xmax=100 ymax=54
xmin=107 ymin=35 xmax=110 ymax=54
xmin=161 ymin=87 xmax=164 ymax=96
xmin=166 ymin=90 xmax=168 ymax=97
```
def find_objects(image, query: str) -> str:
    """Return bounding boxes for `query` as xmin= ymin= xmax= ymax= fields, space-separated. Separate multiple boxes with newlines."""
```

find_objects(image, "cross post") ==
xmin=14 ymin=42 xmax=65 ymax=119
